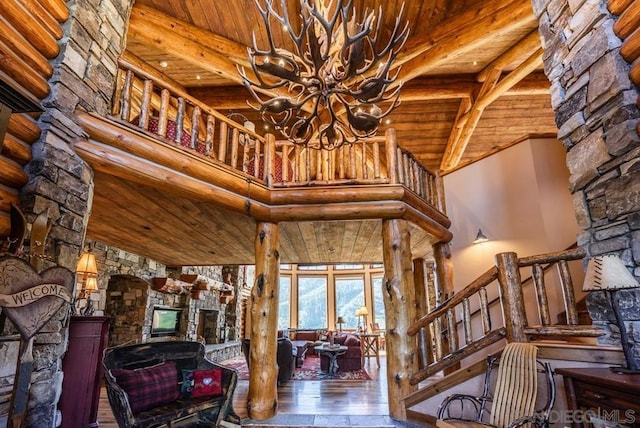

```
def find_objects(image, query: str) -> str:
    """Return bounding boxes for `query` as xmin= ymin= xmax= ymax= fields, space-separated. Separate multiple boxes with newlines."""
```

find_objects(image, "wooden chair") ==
xmin=436 ymin=342 xmax=555 ymax=428
xmin=370 ymin=322 xmax=385 ymax=350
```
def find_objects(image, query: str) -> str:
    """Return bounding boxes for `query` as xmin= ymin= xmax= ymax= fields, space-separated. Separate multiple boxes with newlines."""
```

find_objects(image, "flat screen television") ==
xmin=150 ymin=307 xmax=181 ymax=337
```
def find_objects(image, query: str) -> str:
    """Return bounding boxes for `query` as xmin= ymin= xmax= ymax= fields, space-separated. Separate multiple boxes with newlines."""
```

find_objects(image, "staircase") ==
xmin=403 ymin=247 xmax=616 ymax=425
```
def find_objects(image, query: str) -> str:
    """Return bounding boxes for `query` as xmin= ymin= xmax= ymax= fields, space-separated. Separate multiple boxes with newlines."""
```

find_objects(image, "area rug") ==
xmin=221 ymin=355 xmax=371 ymax=381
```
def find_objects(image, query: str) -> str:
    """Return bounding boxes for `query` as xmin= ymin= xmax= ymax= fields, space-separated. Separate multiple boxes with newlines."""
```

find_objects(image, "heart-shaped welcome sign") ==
xmin=0 ymin=257 xmax=74 ymax=341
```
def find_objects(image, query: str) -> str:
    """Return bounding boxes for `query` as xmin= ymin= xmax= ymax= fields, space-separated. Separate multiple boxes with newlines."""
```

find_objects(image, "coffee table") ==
xmin=314 ymin=344 xmax=348 ymax=375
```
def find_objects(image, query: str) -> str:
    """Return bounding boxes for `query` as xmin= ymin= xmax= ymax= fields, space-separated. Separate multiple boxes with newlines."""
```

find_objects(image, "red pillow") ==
xmin=111 ymin=361 xmax=180 ymax=414
xmin=192 ymin=368 xmax=222 ymax=398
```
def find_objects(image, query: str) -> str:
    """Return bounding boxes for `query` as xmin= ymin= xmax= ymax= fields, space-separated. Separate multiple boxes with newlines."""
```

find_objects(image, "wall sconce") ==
xmin=583 ymin=254 xmax=640 ymax=373
xmin=355 ymin=306 xmax=369 ymax=333
xmin=76 ymin=252 xmax=98 ymax=316
xmin=472 ymin=229 xmax=489 ymax=244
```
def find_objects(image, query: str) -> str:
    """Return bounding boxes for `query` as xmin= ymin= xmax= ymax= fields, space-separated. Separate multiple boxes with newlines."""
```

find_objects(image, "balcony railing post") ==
xmin=264 ymin=133 xmax=276 ymax=187
xmin=385 ymin=128 xmax=398 ymax=184
xmin=412 ymin=258 xmax=430 ymax=369
xmin=495 ymin=251 xmax=528 ymax=342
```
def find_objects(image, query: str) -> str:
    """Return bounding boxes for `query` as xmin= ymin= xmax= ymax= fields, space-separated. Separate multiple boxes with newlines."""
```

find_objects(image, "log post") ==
xmin=247 ymin=222 xmax=280 ymax=420
xmin=264 ymin=133 xmax=276 ymax=187
xmin=412 ymin=258 xmax=429 ymax=369
xmin=433 ymin=242 xmax=458 ymax=372
xmin=495 ymin=251 xmax=528 ymax=343
xmin=382 ymin=218 xmax=418 ymax=421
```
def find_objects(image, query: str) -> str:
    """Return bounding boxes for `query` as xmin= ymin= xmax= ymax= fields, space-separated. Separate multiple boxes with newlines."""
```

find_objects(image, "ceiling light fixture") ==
xmin=238 ymin=0 xmax=409 ymax=150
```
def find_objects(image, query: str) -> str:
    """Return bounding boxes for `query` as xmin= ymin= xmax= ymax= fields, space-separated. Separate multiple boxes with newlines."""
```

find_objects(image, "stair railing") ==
xmin=407 ymin=247 xmax=603 ymax=386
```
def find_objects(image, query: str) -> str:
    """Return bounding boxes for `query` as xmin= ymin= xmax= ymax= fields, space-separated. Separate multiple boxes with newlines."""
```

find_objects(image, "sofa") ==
xmin=319 ymin=333 xmax=362 ymax=372
xmin=241 ymin=337 xmax=296 ymax=385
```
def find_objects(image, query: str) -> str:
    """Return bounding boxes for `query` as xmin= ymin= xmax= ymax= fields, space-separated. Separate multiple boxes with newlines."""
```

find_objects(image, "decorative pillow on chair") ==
xmin=111 ymin=361 xmax=180 ymax=414
xmin=181 ymin=369 xmax=195 ymax=397
xmin=192 ymin=368 xmax=222 ymax=398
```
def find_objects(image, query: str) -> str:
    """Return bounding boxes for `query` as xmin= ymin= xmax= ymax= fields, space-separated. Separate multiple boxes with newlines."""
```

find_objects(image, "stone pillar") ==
xmin=534 ymin=0 xmax=640 ymax=362
xmin=11 ymin=1 xmax=134 ymax=426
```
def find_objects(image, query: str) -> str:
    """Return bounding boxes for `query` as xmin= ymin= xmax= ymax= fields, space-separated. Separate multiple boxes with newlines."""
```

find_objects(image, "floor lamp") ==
xmin=356 ymin=306 xmax=369 ymax=333
xmin=583 ymin=254 xmax=640 ymax=373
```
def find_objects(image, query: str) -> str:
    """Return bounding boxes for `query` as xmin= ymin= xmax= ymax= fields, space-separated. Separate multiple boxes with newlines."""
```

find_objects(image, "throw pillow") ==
xmin=181 ymin=369 xmax=195 ymax=397
xmin=111 ymin=361 xmax=180 ymax=414
xmin=192 ymin=368 xmax=222 ymax=398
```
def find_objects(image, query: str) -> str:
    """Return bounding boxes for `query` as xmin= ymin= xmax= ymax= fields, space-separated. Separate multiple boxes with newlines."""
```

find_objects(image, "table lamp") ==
xmin=336 ymin=316 xmax=345 ymax=332
xmin=76 ymin=251 xmax=98 ymax=316
xmin=583 ymin=254 xmax=639 ymax=373
xmin=355 ymin=306 xmax=369 ymax=333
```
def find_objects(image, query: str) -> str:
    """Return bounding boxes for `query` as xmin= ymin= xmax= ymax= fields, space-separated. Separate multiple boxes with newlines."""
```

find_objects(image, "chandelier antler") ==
xmin=238 ymin=0 xmax=409 ymax=150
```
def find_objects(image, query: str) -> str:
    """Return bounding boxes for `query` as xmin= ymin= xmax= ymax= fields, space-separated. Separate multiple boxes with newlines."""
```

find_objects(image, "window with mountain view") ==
xmin=298 ymin=276 xmax=327 ymax=329
xmin=335 ymin=276 xmax=364 ymax=329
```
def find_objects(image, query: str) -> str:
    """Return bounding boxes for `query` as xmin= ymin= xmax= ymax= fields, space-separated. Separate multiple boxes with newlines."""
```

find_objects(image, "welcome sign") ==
xmin=0 ymin=257 xmax=74 ymax=341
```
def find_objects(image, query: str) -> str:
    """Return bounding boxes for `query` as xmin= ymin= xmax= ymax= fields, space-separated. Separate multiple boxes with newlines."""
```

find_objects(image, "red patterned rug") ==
xmin=221 ymin=355 xmax=372 ymax=381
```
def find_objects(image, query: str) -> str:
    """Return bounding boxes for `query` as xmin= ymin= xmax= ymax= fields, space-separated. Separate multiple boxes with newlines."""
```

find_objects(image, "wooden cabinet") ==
xmin=59 ymin=316 xmax=110 ymax=428
xmin=556 ymin=367 xmax=640 ymax=428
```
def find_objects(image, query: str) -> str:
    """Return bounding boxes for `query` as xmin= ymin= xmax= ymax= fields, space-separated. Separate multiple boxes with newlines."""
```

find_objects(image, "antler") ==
xmin=239 ymin=0 xmax=410 ymax=150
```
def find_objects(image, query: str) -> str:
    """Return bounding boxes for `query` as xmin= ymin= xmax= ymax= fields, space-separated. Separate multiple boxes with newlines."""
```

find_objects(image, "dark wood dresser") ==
xmin=58 ymin=316 xmax=111 ymax=428
xmin=556 ymin=367 xmax=640 ymax=427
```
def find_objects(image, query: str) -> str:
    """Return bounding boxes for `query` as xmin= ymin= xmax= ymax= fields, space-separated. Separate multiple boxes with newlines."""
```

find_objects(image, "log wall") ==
xmin=0 ymin=0 xmax=69 ymax=237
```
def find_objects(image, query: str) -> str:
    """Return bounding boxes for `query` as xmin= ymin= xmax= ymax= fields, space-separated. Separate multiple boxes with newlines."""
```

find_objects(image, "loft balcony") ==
xmin=74 ymin=57 xmax=452 ymax=266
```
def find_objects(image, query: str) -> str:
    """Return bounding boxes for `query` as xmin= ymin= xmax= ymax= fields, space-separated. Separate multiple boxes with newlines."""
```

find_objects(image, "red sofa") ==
xmin=319 ymin=333 xmax=362 ymax=372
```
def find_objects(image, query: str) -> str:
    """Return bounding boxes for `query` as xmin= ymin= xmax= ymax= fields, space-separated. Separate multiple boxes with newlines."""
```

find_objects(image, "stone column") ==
xmin=10 ymin=1 xmax=134 ymax=426
xmin=533 ymin=0 xmax=640 ymax=364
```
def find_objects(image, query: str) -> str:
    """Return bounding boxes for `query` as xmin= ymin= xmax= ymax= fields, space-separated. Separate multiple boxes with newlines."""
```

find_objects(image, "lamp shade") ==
xmin=336 ymin=316 xmax=345 ymax=324
xmin=358 ymin=306 xmax=369 ymax=316
xmin=76 ymin=252 xmax=98 ymax=275
xmin=583 ymin=255 xmax=639 ymax=291
xmin=84 ymin=276 xmax=98 ymax=292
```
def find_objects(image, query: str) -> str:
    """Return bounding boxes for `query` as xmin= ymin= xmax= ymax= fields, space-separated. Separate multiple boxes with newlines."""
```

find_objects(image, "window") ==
xmin=334 ymin=264 xmax=364 ymax=270
xmin=298 ymin=264 xmax=327 ymax=270
xmin=297 ymin=276 xmax=327 ymax=329
xmin=278 ymin=276 xmax=291 ymax=330
xmin=335 ymin=277 xmax=364 ymax=329
xmin=372 ymin=275 xmax=386 ymax=329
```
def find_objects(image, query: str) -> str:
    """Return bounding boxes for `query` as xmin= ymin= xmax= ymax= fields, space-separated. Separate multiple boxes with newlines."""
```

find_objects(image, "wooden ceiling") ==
xmin=85 ymin=0 xmax=560 ymax=266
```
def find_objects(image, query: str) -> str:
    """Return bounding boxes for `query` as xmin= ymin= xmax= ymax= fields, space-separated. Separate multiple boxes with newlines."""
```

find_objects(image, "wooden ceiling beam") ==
xmin=440 ymin=43 xmax=544 ymax=171
xmin=395 ymin=0 xmax=536 ymax=85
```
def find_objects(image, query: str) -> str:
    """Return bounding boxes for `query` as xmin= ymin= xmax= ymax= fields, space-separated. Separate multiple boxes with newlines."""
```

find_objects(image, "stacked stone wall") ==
xmin=533 ymin=0 xmax=640 ymax=366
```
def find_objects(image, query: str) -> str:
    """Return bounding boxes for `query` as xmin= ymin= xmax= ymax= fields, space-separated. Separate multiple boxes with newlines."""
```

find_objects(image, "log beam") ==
xmin=381 ymin=218 xmax=418 ymax=421
xmin=247 ymin=222 xmax=280 ymax=420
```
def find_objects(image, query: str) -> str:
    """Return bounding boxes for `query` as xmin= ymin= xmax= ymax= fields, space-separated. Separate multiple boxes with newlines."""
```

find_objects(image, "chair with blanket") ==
xmin=436 ymin=342 xmax=555 ymax=428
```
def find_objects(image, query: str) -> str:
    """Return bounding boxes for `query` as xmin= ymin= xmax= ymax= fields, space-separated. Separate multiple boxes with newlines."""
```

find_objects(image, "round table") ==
xmin=314 ymin=344 xmax=348 ymax=374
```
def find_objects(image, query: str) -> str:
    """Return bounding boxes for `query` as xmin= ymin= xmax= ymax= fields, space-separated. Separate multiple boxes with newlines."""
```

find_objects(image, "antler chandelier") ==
xmin=238 ymin=0 xmax=409 ymax=150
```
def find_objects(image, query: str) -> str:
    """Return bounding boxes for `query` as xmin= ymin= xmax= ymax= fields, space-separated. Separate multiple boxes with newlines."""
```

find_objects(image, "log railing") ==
xmin=406 ymin=247 xmax=603 ymax=386
xmin=110 ymin=60 xmax=442 ymax=208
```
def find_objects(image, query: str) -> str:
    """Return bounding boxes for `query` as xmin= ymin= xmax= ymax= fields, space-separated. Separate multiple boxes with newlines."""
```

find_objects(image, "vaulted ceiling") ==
xmin=124 ymin=0 xmax=558 ymax=173
xmin=84 ymin=0 xmax=559 ymax=266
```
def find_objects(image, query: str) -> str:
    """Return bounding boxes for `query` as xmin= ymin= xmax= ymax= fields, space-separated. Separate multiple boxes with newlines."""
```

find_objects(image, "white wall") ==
xmin=443 ymin=138 xmax=580 ymax=289
xmin=443 ymin=138 xmax=583 ymax=328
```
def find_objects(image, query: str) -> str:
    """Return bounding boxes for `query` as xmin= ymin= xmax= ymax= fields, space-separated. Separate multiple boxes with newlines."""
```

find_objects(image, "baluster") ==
xmin=174 ymin=98 xmax=185 ymax=145
xmin=242 ymin=135 xmax=251 ymax=173
xmin=190 ymin=106 xmax=200 ymax=150
xmin=329 ymin=149 xmax=336 ymax=181
xmin=305 ymin=146 xmax=311 ymax=182
xmin=120 ymin=70 xmax=133 ymax=121
xmin=157 ymin=89 xmax=170 ymax=138
xmin=139 ymin=79 xmax=153 ymax=129
xmin=463 ymin=298 xmax=472 ymax=345
xmin=385 ymin=129 xmax=398 ymax=184
xmin=338 ymin=145 xmax=345 ymax=179
xmin=532 ymin=264 xmax=551 ymax=325
xmin=396 ymin=147 xmax=404 ymax=184
xmin=295 ymin=145 xmax=302 ymax=181
xmin=479 ymin=287 xmax=491 ymax=334
xmin=205 ymin=115 xmax=215 ymax=157
xmin=433 ymin=317 xmax=443 ymax=361
xmin=403 ymin=154 xmax=411 ymax=189
xmin=254 ymin=137 xmax=262 ymax=179
xmin=230 ymin=128 xmax=239 ymax=170
xmin=413 ymin=161 xmax=422 ymax=196
xmin=112 ymin=69 xmax=125 ymax=117
xmin=373 ymin=141 xmax=380 ymax=179
xmin=362 ymin=141 xmax=368 ymax=179
xmin=558 ymin=260 xmax=578 ymax=325
xmin=435 ymin=171 xmax=446 ymax=214
xmin=347 ymin=144 xmax=355 ymax=179
xmin=218 ymin=121 xmax=228 ymax=162
xmin=281 ymin=145 xmax=290 ymax=183
xmin=321 ymin=148 xmax=329 ymax=181
xmin=447 ymin=308 xmax=458 ymax=353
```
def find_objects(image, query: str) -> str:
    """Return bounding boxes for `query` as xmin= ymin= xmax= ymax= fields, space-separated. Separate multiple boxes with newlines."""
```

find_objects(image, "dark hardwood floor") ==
xmin=97 ymin=353 xmax=399 ymax=427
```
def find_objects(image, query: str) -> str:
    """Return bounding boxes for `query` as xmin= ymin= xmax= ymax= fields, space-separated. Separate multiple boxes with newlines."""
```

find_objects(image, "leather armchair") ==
xmin=241 ymin=337 xmax=296 ymax=385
